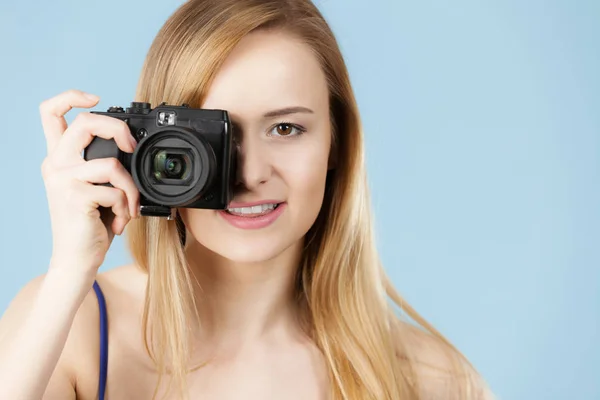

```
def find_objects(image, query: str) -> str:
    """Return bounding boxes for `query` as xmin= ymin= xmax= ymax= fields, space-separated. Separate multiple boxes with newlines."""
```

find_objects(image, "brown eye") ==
xmin=269 ymin=123 xmax=305 ymax=138
xmin=276 ymin=124 xmax=293 ymax=136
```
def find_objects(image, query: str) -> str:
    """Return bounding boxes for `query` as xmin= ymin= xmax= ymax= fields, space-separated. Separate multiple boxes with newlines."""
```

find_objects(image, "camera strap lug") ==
xmin=139 ymin=205 xmax=176 ymax=220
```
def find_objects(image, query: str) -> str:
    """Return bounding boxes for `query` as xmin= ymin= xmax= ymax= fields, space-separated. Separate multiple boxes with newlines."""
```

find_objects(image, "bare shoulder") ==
xmin=0 ymin=264 xmax=146 ymax=398
xmin=394 ymin=320 xmax=495 ymax=400
xmin=70 ymin=264 xmax=147 ymax=396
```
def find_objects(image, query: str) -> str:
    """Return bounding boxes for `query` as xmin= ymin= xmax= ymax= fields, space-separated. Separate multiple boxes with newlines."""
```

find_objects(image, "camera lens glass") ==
xmin=132 ymin=126 xmax=217 ymax=207
xmin=153 ymin=150 xmax=191 ymax=181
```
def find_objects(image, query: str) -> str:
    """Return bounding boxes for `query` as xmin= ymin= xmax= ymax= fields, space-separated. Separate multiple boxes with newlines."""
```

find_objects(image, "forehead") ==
xmin=201 ymin=29 xmax=329 ymax=117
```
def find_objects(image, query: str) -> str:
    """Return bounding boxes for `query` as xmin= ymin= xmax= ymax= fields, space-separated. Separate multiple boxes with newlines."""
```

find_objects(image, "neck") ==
xmin=184 ymin=239 xmax=306 ymax=353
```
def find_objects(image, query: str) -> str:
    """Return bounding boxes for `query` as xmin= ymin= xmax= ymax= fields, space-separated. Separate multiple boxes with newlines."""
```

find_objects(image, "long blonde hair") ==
xmin=126 ymin=0 xmax=490 ymax=399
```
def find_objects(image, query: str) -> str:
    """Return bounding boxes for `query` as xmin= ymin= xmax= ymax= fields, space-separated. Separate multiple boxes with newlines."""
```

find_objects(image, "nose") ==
xmin=234 ymin=137 xmax=272 ymax=191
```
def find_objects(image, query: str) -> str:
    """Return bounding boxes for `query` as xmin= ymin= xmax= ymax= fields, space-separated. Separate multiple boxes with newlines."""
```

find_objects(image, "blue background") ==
xmin=1 ymin=1 xmax=598 ymax=399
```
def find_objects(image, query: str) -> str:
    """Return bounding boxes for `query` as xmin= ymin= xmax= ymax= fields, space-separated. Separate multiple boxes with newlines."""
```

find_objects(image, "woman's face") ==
xmin=180 ymin=29 xmax=332 ymax=263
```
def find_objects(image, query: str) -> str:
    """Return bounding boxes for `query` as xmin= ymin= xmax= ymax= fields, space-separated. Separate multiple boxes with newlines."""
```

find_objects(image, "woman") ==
xmin=0 ymin=0 xmax=494 ymax=399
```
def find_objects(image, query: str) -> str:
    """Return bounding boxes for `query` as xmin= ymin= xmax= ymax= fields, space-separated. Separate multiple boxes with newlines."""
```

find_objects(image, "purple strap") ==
xmin=92 ymin=280 xmax=108 ymax=400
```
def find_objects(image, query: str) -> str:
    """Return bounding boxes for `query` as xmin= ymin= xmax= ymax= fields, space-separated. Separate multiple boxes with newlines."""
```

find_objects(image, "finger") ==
xmin=80 ymin=183 xmax=131 ymax=235
xmin=54 ymin=112 xmax=137 ymax=164
xmin=39 ymin=89 xmax=100 ymax=156
xmin=72 ymin=157 xmax=140 ymax=218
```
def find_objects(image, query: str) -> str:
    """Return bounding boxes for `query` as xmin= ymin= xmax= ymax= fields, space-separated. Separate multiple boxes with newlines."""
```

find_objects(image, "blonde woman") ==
xmin=0 ymin=0 xmax=494 ymax=399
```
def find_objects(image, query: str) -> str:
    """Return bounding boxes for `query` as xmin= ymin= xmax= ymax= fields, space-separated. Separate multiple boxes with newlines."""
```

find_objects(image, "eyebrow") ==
xmin=262 ymin=106 xmax=314 ymax=118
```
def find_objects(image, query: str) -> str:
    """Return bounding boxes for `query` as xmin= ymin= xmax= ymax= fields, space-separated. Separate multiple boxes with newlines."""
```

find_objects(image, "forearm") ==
xmin=0 ymin=266 xmax=92 ymax=398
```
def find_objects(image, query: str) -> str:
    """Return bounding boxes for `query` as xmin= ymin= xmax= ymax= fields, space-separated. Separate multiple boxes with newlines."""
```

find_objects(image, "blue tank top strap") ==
xmin=92 ymin=280 xmax=108 ymax=400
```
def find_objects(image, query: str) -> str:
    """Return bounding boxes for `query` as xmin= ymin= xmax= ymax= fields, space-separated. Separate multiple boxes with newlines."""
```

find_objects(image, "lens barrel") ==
xmin=131 ymin=126 xmax=217 ymax=207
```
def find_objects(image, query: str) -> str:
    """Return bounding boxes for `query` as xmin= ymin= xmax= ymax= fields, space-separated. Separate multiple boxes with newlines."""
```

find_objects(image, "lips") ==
xmin=218 ymin=201 xmax=287 ymax=230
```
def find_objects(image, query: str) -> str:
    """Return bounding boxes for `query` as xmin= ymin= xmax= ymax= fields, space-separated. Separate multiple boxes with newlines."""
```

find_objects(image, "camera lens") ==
xmin=131 ymin=126 xmax=217 ymax=207
xmin=153 ymin=150 xmax=190 ymax=181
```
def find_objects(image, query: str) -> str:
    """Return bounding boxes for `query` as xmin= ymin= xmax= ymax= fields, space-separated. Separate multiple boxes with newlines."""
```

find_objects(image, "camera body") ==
xmin=83 ymin=102 xmax=236 ymax=219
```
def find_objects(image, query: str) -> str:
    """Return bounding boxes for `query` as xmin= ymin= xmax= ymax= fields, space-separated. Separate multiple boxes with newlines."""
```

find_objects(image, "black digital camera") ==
xmin=83 ymin=102 xmax=236 ymax=219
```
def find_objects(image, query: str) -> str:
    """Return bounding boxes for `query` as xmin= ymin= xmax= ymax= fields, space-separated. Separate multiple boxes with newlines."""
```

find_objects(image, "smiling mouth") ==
xmin=225 ymin=203 xmax=282 ymax=217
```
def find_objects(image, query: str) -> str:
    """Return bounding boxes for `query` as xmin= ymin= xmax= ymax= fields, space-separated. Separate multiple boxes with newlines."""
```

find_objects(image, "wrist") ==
xmin=45 ymin=260 xmax=97 ymax=301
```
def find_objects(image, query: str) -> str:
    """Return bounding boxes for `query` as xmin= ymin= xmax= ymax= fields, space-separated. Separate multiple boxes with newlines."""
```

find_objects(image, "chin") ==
xmin=182 ymin=208 xmax=305 ymax=265
xmin=210 ymin=236 xmax=297 ymax=264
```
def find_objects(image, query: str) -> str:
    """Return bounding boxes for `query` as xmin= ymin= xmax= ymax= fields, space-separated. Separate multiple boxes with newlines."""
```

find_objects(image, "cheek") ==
xmin=274 ymin=137 xmax=330 ymax=204
xmin=178 ymin=208 xmax=212 ymax=236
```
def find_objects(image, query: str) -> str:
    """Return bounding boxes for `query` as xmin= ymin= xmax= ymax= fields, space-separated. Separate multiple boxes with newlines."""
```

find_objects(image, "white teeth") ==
xmin=227 ymin=203 xmax=278 ymax=215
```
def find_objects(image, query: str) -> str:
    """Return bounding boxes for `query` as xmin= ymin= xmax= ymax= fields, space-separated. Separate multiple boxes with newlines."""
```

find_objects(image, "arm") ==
xmin=0 ymin=88 xmax=140 ymax=399
xmin=0 ymin=266 xmax=92 ymax=399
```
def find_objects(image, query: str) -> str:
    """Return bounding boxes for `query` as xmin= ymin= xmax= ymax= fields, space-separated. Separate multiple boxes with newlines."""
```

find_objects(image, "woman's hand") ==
xmin=39 ymin=89 xmax=140 ymax=283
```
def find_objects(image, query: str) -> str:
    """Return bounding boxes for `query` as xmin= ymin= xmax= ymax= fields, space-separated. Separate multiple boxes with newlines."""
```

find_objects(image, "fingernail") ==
xmin=84 ymin=92 xmax=99 ymax=101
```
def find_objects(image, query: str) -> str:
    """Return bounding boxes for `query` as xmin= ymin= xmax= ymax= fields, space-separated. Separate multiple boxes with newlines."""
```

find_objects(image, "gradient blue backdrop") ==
xmin=1 ymin=1 xmax=598 ymax=399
